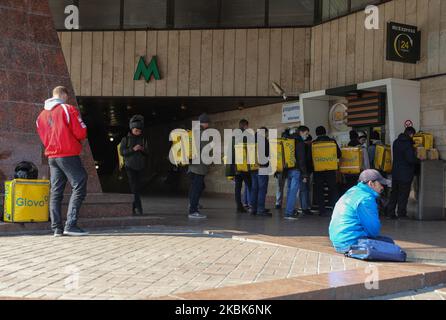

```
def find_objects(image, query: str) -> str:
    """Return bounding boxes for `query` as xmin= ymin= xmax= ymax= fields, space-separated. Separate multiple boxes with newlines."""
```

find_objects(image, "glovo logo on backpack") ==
xmin=16 ymin=195 xmax=49 ymax=207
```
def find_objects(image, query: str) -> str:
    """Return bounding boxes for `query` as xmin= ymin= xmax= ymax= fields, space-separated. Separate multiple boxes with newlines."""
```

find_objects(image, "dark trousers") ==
xmin=189 ymin=173 xmax=205 ymax=213
xmin=313 ymin=171 xmax=338 ymax=215
xmin=49 ymin=156 xmax=87 ymax=231
xmin=387 ymin=180 xmax=412 ymax=217
xmin=126 ymin=167 xmax=143 ymax=212
xmin=235 ymin=173 xmax=251 ymax=208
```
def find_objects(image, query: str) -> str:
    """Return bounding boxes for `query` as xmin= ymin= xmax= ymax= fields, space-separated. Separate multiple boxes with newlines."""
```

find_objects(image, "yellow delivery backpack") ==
xmin=312 ymin=141 xmax=339 ymax=172
xmin=4 ymin=179 xmax=50 ymax=223
xmin=269 ymin=139 xmax=284 ymax=173
xmin=269 ymin=138 xmax=296 ymax=173
xmin=117 ymin=142 xmax=125 ymax=170
xmin=282 ymin=138 xmax=296 ymax=169
xmin=170 ymin=130 xmax=197 ymax=166
xmin=235 ymin=143 xmax=259 ymax=172
xmin=413 ymin=132 xmax=434 ymax=150
xmin=374 ymin=144 xmax=392 ymax=173
xmin=339 ymin=147 xmax=363 ymax=174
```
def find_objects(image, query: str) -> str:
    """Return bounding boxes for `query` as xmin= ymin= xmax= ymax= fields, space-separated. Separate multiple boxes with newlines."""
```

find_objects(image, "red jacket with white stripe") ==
xmin=36 ymin=98 xmax=88 ymax=158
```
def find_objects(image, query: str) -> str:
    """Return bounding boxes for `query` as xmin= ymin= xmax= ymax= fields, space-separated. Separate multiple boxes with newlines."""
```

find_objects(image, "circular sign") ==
xmin=394 ymin=33 xmax=414 ymax=59
xmin=404 ymin=120 xmax=413 ymax=128
xmin=329 ymin=103 xmax=349 ymax=132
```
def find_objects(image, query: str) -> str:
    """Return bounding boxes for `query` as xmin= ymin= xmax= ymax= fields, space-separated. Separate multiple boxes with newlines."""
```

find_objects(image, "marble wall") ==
xmin=0 ymin=0 xmax=101 ymax=193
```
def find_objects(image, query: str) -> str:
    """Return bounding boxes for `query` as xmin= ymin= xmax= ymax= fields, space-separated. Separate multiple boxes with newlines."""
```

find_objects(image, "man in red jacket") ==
xmin=36 ymin=86 xmax=89 ymax=237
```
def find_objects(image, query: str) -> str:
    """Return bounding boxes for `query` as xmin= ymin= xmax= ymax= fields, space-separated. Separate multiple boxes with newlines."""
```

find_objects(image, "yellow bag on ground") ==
xmin=269 ymin=138 xmax=284 ymax=173
xmin=235 ymin=143 xmax=258 ymax=172
xmin=4 ymin=179 xmax=50 ymax=223
xmin=312 ymin=142 xmax=339 ymax=172
xmin=339 ymin=147 xmax=362 ymax=174
xmin=413 ymin=132 xmax=434 ymax=150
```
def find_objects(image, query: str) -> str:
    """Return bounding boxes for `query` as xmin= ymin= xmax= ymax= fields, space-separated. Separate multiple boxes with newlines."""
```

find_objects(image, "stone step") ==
xmin=0 ymin=215 xmax=165 ymax=235
xmin=162 ymin=263 xmax=446 ymax=300
xmin=1 ymin=193 xmax=134 ymax=220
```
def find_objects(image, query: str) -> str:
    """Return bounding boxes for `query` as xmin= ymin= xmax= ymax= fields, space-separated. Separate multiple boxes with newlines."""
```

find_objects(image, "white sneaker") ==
xmin=188 ymin=212 xmax=207 ymax=219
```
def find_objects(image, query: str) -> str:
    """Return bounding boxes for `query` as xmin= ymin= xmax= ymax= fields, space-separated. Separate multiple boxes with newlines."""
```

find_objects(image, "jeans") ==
xmin=335 ymin=235 xmax=395 ymax=254
xmin=49 ymin=156 xmax=87 ymax=231
xmin=285 ymin=169 xmax=301 ymax=216
xmin=243 ymin=183 xmax=250 ymax=206
xmin=126 ymin=167 xmax=143 ymax=212
xmin=250 ymin=171 xmax=269 ymax=213
xmin=387 ymin=180 xmax=412 ymax=217
xmin=314 ymin=171 xmax=338 ymax=215
xmin=275 ymin=172 xmax=286 ymax=206
xmin=188 ymin=173 xmax=205 ymax=214
xmin=235 ymin=173 xmax=251 ymax=208
xmin=299 ymin=176 xmax=311 ymax=210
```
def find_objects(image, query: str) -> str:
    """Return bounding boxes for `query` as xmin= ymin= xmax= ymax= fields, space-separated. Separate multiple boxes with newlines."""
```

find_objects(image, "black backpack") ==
xmin=14 ymin=161 xmax=39 ymax=180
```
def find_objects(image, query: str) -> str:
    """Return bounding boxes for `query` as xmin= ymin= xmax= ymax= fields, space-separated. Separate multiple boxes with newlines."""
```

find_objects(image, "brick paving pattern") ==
xmin=0 ymin=228 xmax=369 ymax=300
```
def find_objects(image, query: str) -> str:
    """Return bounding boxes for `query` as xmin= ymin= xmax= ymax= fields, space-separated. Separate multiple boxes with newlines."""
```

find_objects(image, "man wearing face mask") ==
xmin=329 ymin=169 xmax=393 ymax=253
xmin=298 ymin=126 xmax=313 ymax=216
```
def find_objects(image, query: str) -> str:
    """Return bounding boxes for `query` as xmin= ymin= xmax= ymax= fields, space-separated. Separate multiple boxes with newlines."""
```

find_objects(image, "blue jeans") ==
xmin=189 ymin=173 xmax=205 ymax=213
xmin=250 ymin=171 xmax=269 ymax=213
xmin=49 ymin=156 xmax=88 ymax=231
xmin=243 ymin=183 xmax=250 ymax=206
xmin=285 ymin=169 xmax=301 ymax=216
xmin=299 ymin=176 xmax=310 ymax=210
xmin=335 ymin=235 xmax=395 ymax=254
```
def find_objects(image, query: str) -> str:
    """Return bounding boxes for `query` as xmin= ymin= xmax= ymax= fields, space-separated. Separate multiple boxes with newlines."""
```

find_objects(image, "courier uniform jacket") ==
xmin=36 ymin=99 xmax=87 ymax=158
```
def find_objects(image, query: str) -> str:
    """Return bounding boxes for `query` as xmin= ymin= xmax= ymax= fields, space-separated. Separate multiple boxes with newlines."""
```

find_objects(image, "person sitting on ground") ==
xmin=329 ymin=169 xmax=393 ymax=253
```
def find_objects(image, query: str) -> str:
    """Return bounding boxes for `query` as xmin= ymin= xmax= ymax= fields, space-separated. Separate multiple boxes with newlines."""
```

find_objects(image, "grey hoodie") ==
xmin=44 ymin=97 xmax=65 ymax=111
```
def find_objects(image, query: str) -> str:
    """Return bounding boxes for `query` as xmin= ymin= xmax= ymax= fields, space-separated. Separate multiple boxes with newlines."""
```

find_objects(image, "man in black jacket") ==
xmin=120 ymin=115 xmax=148 ymax=215
xmin=298 ymin=126 xmax=313 ymax=216
xmin=387 ymin=126 xmax=422 ymax=219
xmin=283 ymin=129 xmax=308 ymax=220
xmin=312 ymin=126 xmax=342 ymax=217
xmin=233 ymin=119 xmax=252 ymax=213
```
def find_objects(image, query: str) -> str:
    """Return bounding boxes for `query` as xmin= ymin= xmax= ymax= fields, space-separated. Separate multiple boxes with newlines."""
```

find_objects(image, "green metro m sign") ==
xmin=133 ymin=56 xmax=161 ymax=82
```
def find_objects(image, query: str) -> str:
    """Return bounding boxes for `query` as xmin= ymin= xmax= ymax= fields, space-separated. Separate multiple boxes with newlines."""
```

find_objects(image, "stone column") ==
xmin=0 ymin=0 xmax=101 ymax=194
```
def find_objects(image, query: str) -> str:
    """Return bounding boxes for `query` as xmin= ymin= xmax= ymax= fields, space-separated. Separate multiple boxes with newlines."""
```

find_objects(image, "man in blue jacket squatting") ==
xmin=329 ymin=169 xmax=393 ymax=253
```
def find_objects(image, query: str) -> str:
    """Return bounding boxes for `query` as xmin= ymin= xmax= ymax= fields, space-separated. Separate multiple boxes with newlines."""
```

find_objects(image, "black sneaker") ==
xmin=237 ymin=207 xmax=247 ymax=214
xmin=249 ymin=209 xmax=257 ymax=215
xmin=54 ymin=229 xmax=64 ymax=237
xmin=257 ymin=210 xmax=272 ymax=217
xmin=63 ymin=226 xmax=89 ymax=236
xmin=275 ymin=204 xmax=282 ymax=209
xmin=302 ymin=209 xmax=313 ymax=216
xmin=284 ymin=215 xmax=298 ymax=220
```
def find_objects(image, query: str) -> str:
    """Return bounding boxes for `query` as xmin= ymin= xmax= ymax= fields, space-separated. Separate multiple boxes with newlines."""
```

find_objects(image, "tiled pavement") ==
xmin=0 ymin=228 xmax=370 ymax=300
xmin=1 ymin=195 xmax=446 ymax=299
